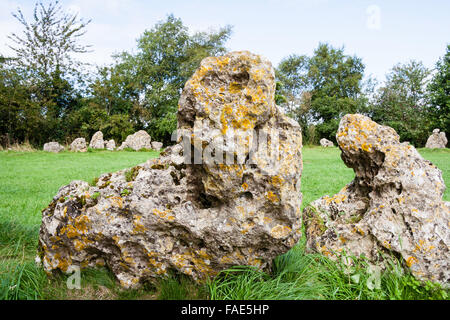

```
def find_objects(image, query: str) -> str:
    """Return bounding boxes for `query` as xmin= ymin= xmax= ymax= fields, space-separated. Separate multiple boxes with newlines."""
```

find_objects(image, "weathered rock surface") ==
xmin=425 ymin=129 xmax=447 ymax=149
xmin=37 ymin=51 xmax=303 ymax=288
xmin=89 ymin=131 xmax=105 ymax=149
xmin=320 ymin=138 xmax=334 ymax=147
xmin=70 ymin=138 xmax=87 ymax=152
xmin=151 ymin=141 xmax=163 ymax=151
xmin=106 ymin=139 xmax=116 ymax=151
xmin=303 ymin=114 xmax=450 ymax=287
xmin=117 ymin=131 xmax=152 ymax=151
xmin=43 ymin=142 xmax=64 ymax=153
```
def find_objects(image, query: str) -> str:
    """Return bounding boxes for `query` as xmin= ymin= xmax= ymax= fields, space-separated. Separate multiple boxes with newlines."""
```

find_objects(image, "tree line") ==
xmin=0 ymin=1 xmax=448 ymax=148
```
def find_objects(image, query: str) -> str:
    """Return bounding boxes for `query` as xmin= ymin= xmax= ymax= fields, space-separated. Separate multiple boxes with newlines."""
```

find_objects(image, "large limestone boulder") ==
xmin=106 ymin=139 xmax=116 ymax=151
xmin=70 ymin=138 xmax=87 ymax=152
xmin=151 ymin=141 xmax=163 ymax=151
xmin=117 ymin=131 xmax=152 ymax=151
xmin=425 ymin=129 xmax=447 ymax=149
xmin=89 ymin=131 xmax=105 ymax=149
xmin=303 ymin=114 xmax=450 ymax=287
xmin=37 ymin=51 xmax=303 ymax=288
xmin=320 ymin=138 xmax=334 ymax=147
xmin=43 ymin=142 xmax=64 ymax=153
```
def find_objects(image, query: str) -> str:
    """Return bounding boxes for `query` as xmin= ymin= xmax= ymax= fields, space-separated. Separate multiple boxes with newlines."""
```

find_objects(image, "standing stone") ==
xmin=43 ymin=142 xmax=64 ymax=153
xmin=89 ymin=131 xmax=105 ymax=149
xmin=37 ymin=51 xmax=303 ymax=288
xmin=106 ymin=139 xmax=116 ymax=151
xmin=320 ymin=138 xmax=334 ymax=147
xmin=303 ymin=114 xmax=450 ymax=287
xmin=151 ymin=141 xmax=163 ymax=151
xmin=117 ymin=131 xmax=152 ymax=151
xmin=70 ymin=138 xmax=87 ymax=152
xmin=425 ymin=129 xmax=447 ymax=149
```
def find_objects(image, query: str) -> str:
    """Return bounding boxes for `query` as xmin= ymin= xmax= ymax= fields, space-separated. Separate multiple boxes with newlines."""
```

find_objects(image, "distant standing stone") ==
xmin=425 ymin=129 xmax=447 ymax=148
xmin=106 ymin=139 xmax=116 ymax=151
xmin=70 ymin=138 xmax=87 ymax=152
xmin=89 ymin=131 xmax=105 ymax=149
xmin=320 ymin=138 xmax=334 ymax=147
xmin=117 ymin=130 xmax=152 ymax=151
xmin=43 ymin=142 xmax=64 ymax=153
xmin=151 ymin=141 xmax=163 ymax=151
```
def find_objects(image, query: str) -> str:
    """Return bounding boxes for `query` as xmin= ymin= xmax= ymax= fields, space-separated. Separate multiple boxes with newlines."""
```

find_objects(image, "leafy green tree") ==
xmin=427 ymin=45 xmax=450 ymax=135
xmin=276 ymin=44 xmax=366 ymax=143
xmin=108 ymin=15 xmax=232 ymax=144
xmin=6 ymin=0 xmax=90 ymax=144
xmin=0 ymin=57 xmax=42 ymax=145
xmin=276 ymin=54 xmax=316 ymax=143
xmin=371 ymin=60 xmax=431 ymax=146
xmin=308 ymin=44 xmax=366 ymax=142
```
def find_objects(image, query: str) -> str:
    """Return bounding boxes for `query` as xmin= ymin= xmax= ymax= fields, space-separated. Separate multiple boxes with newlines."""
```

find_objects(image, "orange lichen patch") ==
xmin=406 ymin=256 xmax=418 ymax=267
xmin=249 ymin=258 xmax=262 ymax=267
xmin=319 ymin=245 xmax=332 ymax=257
xmin=110 ymin=196 xmax=124 ymax=209
xmin=172 ymin=253 xmax=191 ymax=270
xmin=195 ymin=248 xmax=211 ymax=260
xmin=361 ymin=142 xmax=372 ymax=152
xmin=219 ymin=254 xmax=233 ymax=264
xmin=263 ymin=216 xmax=272 ymax=224
xmin=218 ymin=164 xmax=245 ymax=177
xmin=60 ymin=224 xmax=80 ymax=239
xmin=339 ymin=236 xmax=347 ymax=244
xmin=50 ymin=235 xmax=62 ymax=242
xmin=152 ymin=208 xmax=175 ymax=221
xmin=270 ymin=225 xmax=291 ymax=239
xmin=270 ymin=175 xmax=284 ymax=187
xmin=229 ymin=82 xmax=243 ymax=94
xmin=266 ymin=191 xmax=279 ymax=203
xmin=54 ymin=253 xmax=71 ymax=272
xmin=352 ymin=226 xmax=365 ymax=236
xmin=74 ymin=214 xmax=90 ymax=234
xmin=324 ymin=193 xmax=348 ymax=205
xmin=74 ymin=236 xmax=93 ymax=251
xmin=241 ymin=222 xmax=255 ymax=234
xmin=241 ymin=182 xmax=249 ymax=191
xmin=132 ymin=215 xmax=147 ymax=234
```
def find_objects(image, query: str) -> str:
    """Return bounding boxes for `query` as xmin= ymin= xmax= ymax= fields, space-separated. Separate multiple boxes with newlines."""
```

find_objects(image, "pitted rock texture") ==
xmin=425 ymin=129 xmax=447 ymax=149
xmin=151 ymin=141 xmax=163 ymax=151
xmin=320 ymin=138 xmax=334 ymax=147
xmin=117 ymin=131 xmax=152 ymax=151
xmin=303 ymin=114 xmax=450 ymax=287
xmin=106 ymin=139 xmax=116 ymax=151
xmin=37 ymin=51 xmax=303 ymax=288
xmin=70 ymin=138 xmax=87 ymax=152
xmin=43 ymin=142 xmax=64 ymax=153
xmin=89 ymin=131 xmax=105 ymax=149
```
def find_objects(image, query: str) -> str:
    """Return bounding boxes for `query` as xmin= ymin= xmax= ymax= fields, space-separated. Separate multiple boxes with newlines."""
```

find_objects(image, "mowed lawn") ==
xmin=0 ymin=147 xmax=449 ymax=300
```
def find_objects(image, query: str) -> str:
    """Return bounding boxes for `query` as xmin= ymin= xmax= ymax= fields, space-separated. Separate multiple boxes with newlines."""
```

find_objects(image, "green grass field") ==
xmin=0 ymin=147 xmax=449 ymax=300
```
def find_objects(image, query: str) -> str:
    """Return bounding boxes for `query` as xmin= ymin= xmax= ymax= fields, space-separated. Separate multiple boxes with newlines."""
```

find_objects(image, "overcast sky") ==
xmin=0 ymin=0 xmax=449 ymax=82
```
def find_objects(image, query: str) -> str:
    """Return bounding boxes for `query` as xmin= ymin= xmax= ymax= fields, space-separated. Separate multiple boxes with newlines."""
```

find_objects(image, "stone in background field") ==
xmin=43 ymin=141 xmax=64 ymax=153
xmin=117 ymin=130 xmax=152 ymax=151
xmin=425 ymin=129 xmax=447 ymax=149
xmin=70 ymin=138 xmax=87 ymax=152
xmin=89 ymin=131 xmax=105 ymax=149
